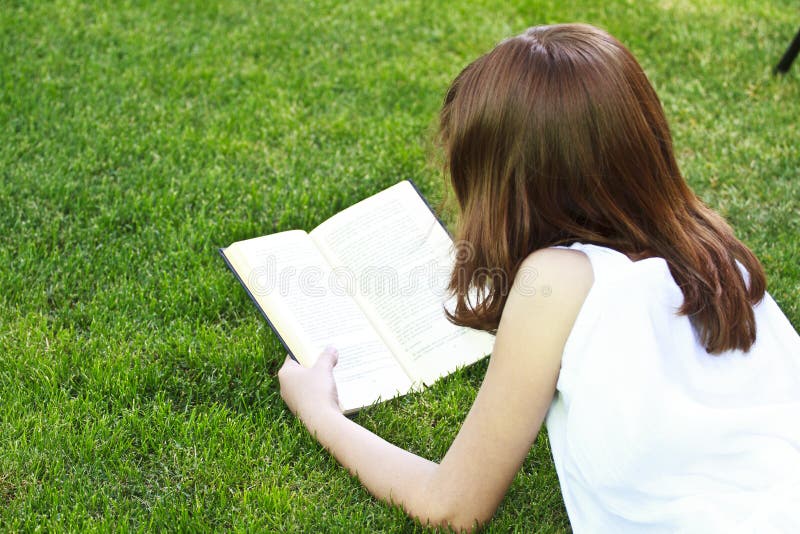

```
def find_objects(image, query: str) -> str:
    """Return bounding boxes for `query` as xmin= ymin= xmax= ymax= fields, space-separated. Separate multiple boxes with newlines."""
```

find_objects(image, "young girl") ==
xmin=278 ymin=24 xmax=800 ymax=532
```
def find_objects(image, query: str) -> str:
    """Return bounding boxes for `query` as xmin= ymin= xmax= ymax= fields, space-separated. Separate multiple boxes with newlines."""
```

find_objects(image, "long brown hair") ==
xmin=441 ymin=24 xmax=765 ymax=354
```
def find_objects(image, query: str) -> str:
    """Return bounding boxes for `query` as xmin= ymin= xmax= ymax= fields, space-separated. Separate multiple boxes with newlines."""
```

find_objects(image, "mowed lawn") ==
xmin=1 ymin=0 xmax=798 ymax=531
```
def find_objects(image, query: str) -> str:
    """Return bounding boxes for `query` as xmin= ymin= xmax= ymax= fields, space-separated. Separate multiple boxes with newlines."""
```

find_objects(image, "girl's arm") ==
xmin=278 ymin=248 xmax=593 ymax=532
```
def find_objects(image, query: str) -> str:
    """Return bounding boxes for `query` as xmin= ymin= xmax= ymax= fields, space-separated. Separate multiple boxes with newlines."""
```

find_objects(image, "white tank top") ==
xmin=545 ymin=243 xmax=800 ymax=533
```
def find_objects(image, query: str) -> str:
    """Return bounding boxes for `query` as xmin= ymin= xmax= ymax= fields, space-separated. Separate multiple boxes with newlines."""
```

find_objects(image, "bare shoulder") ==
xmin=508 ymin=247 xmax=594 ymax=309
xmin=494 ymin=247 xmax=594 ymax=363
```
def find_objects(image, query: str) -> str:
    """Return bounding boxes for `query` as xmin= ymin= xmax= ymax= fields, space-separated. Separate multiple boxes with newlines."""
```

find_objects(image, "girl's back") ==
xmin=547 ymin=243 xmax=800 ymax=532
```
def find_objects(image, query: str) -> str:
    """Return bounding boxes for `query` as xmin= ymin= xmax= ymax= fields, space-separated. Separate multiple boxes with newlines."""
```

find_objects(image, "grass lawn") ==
xmin=1 ymin=0 xmax=798 ymax=531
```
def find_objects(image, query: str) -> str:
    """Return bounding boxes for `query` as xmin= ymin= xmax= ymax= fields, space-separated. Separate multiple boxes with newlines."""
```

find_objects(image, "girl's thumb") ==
xmin=317 ymin=345 xmax=339 ymax=368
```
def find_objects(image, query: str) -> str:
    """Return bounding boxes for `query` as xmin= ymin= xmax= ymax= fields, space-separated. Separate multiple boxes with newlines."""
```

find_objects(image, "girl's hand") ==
xmin=278 ymin=346 xmax=342 ymax=424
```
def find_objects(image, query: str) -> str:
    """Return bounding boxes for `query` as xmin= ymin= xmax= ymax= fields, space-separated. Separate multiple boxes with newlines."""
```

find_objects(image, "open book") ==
xmin=220 ymin=181 xmax=494 ymax=413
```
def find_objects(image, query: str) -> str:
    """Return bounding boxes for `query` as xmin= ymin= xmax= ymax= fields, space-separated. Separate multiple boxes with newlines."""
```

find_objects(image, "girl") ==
xmin=278 ymin=24 xmax=800 ymax=532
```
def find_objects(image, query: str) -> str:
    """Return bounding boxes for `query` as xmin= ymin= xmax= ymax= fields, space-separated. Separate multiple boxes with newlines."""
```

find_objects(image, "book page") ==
xmin=223 ymin=230 xmax=414 ymax=413
xmin=310 ymin=182 xmax=494 ymax=386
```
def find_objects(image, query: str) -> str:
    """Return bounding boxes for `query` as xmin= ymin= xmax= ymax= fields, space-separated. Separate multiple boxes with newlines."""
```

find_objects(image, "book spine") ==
xmin=217 ymin=247 xmax=298 ymax=363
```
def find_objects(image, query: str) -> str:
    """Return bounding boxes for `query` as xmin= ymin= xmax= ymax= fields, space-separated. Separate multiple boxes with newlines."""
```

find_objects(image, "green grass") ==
xmin=1 ymin=0 xmax=798 ymax=531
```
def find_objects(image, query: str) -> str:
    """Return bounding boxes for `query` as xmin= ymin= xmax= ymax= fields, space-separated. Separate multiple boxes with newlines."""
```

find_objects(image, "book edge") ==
xmin=406 ymin=179 xmax=452 ymax=238
xmin=218 ymin=247 xmax=299 ymax=363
